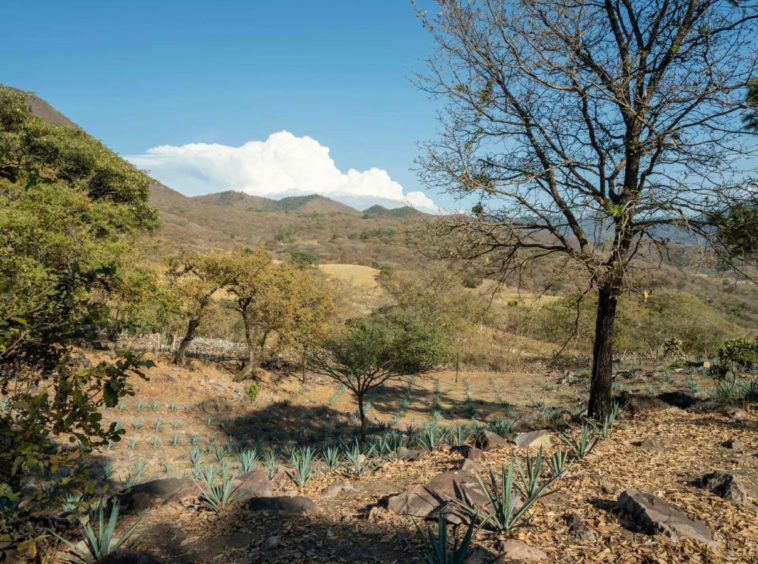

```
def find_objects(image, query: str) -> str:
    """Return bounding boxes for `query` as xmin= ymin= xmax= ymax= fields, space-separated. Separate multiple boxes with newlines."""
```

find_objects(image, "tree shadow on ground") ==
xmin=139 ymin=498 xmax=418 ymax=564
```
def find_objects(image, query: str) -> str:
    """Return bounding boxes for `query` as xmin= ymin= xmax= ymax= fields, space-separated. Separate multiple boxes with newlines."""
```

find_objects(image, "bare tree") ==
xmin=413 ymin=0 xmax=758 ymax=417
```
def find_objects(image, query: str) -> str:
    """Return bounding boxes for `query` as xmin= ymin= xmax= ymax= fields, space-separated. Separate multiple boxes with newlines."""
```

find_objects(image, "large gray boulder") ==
xmin=387 ymin=471 xmax=489 ymax=518
xmin=617 ymin=489 xmax=719 ymax=546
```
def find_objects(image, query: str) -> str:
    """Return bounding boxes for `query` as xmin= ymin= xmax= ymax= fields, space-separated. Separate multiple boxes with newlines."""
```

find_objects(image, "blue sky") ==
xmin=3 ymin=0 xmax=455 ymax=211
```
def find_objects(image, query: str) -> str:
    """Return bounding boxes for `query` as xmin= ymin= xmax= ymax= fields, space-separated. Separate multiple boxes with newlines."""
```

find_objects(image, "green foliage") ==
xmin=348 ymin=227 xmax=397 ymax=240
xmin=310 ymin=307 xmax=447 ymax=442
xmin=0 ymin=86 xmax=157 ymax=550
xmin=461 ymin=270 xmax=483 ymax=289
xmin=710 ymin=338 xmax=758 ymax=383
xmin=50 ymin=499 xmax=143 ymax=564
xmin=519 ymin=291 xmax=743 ymax=357
xmin=246 ymin=384 xmax=261 ymax=403
xmin=404 ymin=514 xmax=477 ymax=564
xmin=287 ymin=250 xmax=319 ymax=269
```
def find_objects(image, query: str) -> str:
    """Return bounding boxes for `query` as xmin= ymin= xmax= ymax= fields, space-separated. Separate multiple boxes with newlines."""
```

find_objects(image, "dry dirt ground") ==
xmin=54 ymin=353 xmax=758 ymax=564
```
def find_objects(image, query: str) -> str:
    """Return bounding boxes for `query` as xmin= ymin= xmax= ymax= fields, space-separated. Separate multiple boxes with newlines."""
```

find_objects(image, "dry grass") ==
xmin=62 ymin=352 xmax=758 ymax=564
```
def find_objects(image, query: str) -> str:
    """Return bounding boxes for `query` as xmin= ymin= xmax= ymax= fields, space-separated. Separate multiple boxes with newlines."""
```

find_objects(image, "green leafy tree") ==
xmin=0 ymin=86 xmax=156 ymax=551
xmin=166 ymin=253 xmax=226 ymax=366
xmin=216 ymin=248 xmax=335 ymax=381
xmin=309 ymin=307 xmax=447 ymax=443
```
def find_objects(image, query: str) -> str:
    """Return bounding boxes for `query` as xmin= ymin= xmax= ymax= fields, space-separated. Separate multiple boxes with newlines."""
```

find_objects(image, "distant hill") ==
xmin=194 ymin=191 xmax=361 ymax=215
xmin=363 ymin=205 xmax=421 ymax=218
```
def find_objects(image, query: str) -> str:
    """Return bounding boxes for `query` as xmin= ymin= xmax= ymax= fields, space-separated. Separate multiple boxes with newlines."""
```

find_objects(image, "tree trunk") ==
xmin=234 ymin=324 xmax=256 ymax=382
xmin=588 ymin=279 xmax=619 ymax=419
xmin=357 ymin=395 xmax=367 ymax=444
xmin=173 ymin=318 xmax=199 ymax=366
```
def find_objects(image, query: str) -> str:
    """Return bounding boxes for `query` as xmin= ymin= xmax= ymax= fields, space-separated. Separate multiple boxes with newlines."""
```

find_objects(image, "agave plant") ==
xmin=549 ymin=448 xmax=572 ymax=478
xmin=343 ymin=442 xmax=374 ymax=478
xmin=50 ymin=499 xmax=143 ymax=564
xmin=448 ymin=424 xmax=471 ymax=447
xmin=322 ymin=446 xmax=341 ymax=471
xmin=417 ymin=425 xmax=442 ymax=453
xmin=559 ymin=423 xmax=598 ymax=460
xmin=457 ymin=458 xmax=558 ymax=534
xmin=99 ymin=462 xmax=115 ymax=482
xmin=488 ymin=418 xmax=515 ymax=438
xmin=286 ymin=447 xmax=316 ymax=489
xmin=170 ymin=435 xmax=181 ymax=447
xmin=153 ymin=420 xmax=162 ymax=433
xmin=194 ymin=465 xmax=252 ymax=513
xmin=263 ymin=450 xmax=279 ymax=479
xmin=189 ymin=446 xmax=202 ymax=468
xmin=237 ymin=449 xmax=258 ymax=473
xmin=404 ymin=513 xmax=478 ymax=564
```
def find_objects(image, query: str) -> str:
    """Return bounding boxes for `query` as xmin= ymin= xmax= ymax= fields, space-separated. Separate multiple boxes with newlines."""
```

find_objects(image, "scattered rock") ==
xmin=722 ymin=438 xmax=745 ymax=451
xmin=657 ymin=392 xmax=697 ymax=410
xmin=427 ymin=501 xmax=476 ymax=525
xmin=451 ymin=445 xmax=487 ymax=461
xmin=697 ymin=472 xmax=748 ymax=506
xmin=615 ymin=392 xmax=667 ymax=416
xmin=475 ymin=430 xmax=511 ymax=452
xmin=726 ymin=408 xmax=748 ymax=421
xmin=387 ymin=471 xmax=489 ymax=518
xmin=398 ymin=448 xmax=428 ymax=462
xmin=263 ymin=536 xmax=281 ymax=550
xmin=565 ymin=513 xmax=597 ymax=542
xmin=96 ymin=549 xmax=164 ymax=564
xmin=638 ymin=437 xmax=662 ymax=450
xmin=320 ymin=483 xmax=356 ymax=499
xmin=247 ymin=496 xmax=322 ymax=515
xmin=463 ymin=547 xmax=500 ymax=564
xmin=116 ymin=478 xmax=192 ymax=512
xmin=231 ymin=469 xmax=274 ymax=499
xmin=514 ymin=430 xmax=552 ymax=449
xmin=617 ymin=489 xmax=719 ymax=546
xmin=512 ymin=410 xmax=546 ymax=433
xmin=461 ymin=459 xmax=485 ymax=474
xmin=496 ymin=540 xmax=548 ymax=561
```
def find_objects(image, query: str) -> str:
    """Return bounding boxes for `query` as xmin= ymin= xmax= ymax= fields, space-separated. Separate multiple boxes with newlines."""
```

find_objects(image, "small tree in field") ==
xmin=309 ymin=307 xmax=447 ymax=443
xmin=167 ymin=253 xmax=225 ymax=366
xmin=413 ymin=0 xmax=758 ymax=418
xmin=217 ymin=248 xmax=335 ymax=381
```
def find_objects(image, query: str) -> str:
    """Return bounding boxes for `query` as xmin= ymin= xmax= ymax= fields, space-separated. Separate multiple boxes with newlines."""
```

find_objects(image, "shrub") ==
xmin=710 ymin=338 xmax=758 ymax=383
xmin=462 ymin=270 xmax=483 ymax=289
xmin=246 ymin=384 xmax=261 ymax=403
xmin=287 ymin=251 xmax=319 ymax=269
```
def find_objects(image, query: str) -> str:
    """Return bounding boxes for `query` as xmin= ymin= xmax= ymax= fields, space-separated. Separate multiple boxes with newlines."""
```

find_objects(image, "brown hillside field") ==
xmin=49 ymin=351 xmax=758 ymax=564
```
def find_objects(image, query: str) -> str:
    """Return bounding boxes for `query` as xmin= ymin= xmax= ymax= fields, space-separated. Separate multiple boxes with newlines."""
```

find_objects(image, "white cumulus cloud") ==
xmin=126 ymin=131 xmax=437 ymax=212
